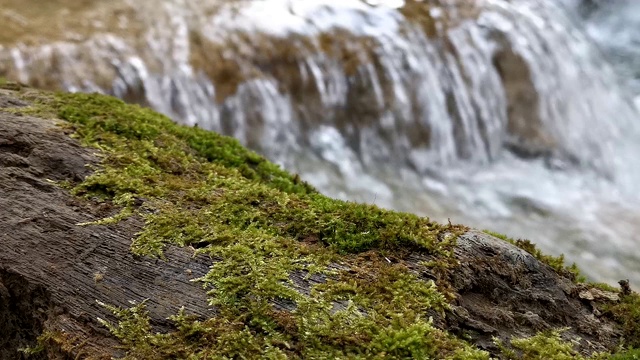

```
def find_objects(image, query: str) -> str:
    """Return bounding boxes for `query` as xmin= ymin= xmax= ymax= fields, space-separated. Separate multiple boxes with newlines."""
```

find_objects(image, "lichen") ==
xmin=610 ymin=348 xmax=640 ymax=360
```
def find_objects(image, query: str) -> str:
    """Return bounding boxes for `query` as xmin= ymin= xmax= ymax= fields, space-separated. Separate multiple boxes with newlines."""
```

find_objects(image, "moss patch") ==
xmin=611 ymin=348 xmax=640 ymax=360
xmin=12 ymin=90 xmax=490 ymax=358
xmin=5 ymin=84 xmax=638 ymax=358
xmin=600 ymin=293 xmax=640 ymax=349
xmin=495 ymin=329 xmax=609 ymax=360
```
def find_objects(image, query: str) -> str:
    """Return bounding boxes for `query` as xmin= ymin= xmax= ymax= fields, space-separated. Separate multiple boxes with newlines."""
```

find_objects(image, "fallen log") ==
xmin=0 ymin=84 xmax=637 ymax=359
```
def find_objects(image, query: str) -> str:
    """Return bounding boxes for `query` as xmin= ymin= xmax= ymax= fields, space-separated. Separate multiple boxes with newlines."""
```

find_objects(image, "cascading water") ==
xmin=1 ymin=0 xmax=639 ymax=284
xmin=567 ymin=0 xmax=640 ymax=107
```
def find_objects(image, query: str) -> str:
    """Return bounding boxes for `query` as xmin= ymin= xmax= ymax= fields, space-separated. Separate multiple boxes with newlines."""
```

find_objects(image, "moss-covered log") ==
xmin=0 ymin=81 xmax=638 ymax=359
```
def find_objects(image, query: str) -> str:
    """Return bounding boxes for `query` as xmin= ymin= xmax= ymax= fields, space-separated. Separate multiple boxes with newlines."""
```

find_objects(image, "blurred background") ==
xmin=1 ymin=0 xmax=639 ymax=285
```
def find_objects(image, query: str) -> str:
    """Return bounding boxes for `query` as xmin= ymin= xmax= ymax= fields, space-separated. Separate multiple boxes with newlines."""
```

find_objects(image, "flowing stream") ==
xmin=568 ymin=0 xmax=640 ymax=106
xmin=1 ymin=0 xmax=639 ymax=285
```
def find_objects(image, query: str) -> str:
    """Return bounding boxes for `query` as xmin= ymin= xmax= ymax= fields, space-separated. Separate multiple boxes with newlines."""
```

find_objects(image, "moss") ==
xmin=483 ymin=230 xmax=585 ymax=282
xmin=11 ymin=89 xmax=488 ymax=358
xmin=9 ymin=87 xmax=638 ymax=358
xmin=600 ymin=293 xmax=640 ymax=349
xmin=590 ymin=282 xmax=620 ymax=293
xmin=51 ymin=92 xmax=315 ymax=196
xmin=0 ymin=78 xmax=24 ymax=92
xmin=495 ymin=329 xmax=609 ymax=360
xmin=99 ymin=299 xmax=489 ymax=360
xmin=17 ymin=328 xmax=93 ymax=359
xmin=611 ymin=348 xmax=640 ymax=360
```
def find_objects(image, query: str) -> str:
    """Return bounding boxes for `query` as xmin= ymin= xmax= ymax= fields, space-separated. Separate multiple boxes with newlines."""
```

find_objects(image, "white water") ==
xmin=1 ymin=0 xmax=639 ymax=284
xmin=567 ymin=0 xmax=640 ymax=107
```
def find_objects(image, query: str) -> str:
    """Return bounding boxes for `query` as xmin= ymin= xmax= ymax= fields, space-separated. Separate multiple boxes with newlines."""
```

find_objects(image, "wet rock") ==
xmin=492 ymin=45 xmax=556 ymax=158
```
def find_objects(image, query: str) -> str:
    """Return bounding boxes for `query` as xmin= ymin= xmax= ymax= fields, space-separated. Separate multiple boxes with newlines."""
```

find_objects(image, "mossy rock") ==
xmin=0 ymin=81 xmax=637 ymax=359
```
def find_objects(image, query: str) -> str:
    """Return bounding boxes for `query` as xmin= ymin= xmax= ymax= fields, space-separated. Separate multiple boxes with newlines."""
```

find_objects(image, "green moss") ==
xmin=4 ymin=83 xmax=637 ymax=358
xmin=0 ymin=78 xmax=24 ymax=92
xmin=16 ymin=329 xmax=83 ymax=358
xmin=495 ymin=329 xmax=609 ymax=360
xmin=483 ymin=230 xmax=585 ymax=282
xmin=600 ymin=293 xmax=640 ymax=349
xmin=611 ymin=348 xmax=640 ymax=360
xmin=12 ymin=90 xmax=487 ymax=358
xmin=9 ymin=87 xmax=636 ymax=358
xmin=99 ymin=299 xmax=489 ymax=360
xmin=591 ymin=282 xmax=621 ymax=293
xmin=52 ymin=92 xmax=314 ymax=196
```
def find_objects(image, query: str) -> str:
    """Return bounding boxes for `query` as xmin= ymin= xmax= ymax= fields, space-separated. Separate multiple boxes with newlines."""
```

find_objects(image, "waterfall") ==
xmin=1 ymin=0 xmax=639 ymax=284
xmin=567 ymin=0 xmax=640 ymax=107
